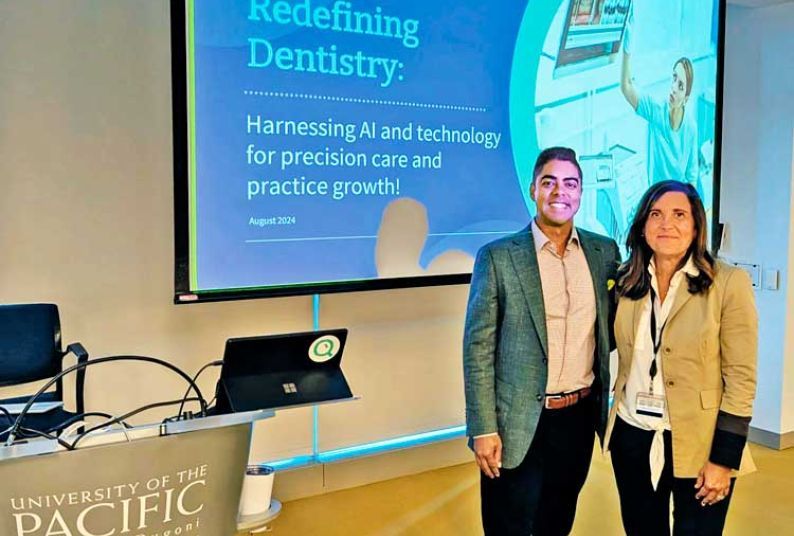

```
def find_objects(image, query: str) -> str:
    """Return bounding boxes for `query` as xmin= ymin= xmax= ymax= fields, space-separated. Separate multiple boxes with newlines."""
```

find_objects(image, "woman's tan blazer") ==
xmin=604 ymin=261 xmax=758 ymax=477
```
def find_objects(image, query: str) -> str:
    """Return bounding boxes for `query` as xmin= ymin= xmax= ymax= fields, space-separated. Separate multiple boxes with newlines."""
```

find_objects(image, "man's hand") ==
xmin=474 ymin=435 xmax=503 ymax=479
xmin=694 ymin=461 xmax=732 ymax=506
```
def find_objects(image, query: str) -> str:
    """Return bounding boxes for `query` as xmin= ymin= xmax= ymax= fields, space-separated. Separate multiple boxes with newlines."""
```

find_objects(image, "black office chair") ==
xmin=0 ymin=303 xmax=89 ymax=442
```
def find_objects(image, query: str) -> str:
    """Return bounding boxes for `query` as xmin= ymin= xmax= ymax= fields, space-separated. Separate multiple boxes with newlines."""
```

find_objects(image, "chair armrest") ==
xmin=66 ymin=342 xmax=89 ymax=364
xmin=64 ymin=342 xmax=89 ymax=415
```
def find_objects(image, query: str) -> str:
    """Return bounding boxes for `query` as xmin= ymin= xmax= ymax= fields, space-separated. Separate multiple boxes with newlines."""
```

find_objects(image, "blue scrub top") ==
xmin=637 ymin=94 xmax=699 ymax=190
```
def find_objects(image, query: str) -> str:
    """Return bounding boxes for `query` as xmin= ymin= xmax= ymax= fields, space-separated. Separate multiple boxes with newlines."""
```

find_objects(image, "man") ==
xmin=463 ymin=147 xmax=621 ymax=535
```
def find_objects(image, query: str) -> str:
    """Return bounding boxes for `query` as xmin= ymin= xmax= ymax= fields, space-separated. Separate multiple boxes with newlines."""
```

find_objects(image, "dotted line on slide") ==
xmin=243 ymin=90 xmax=487 ymax=113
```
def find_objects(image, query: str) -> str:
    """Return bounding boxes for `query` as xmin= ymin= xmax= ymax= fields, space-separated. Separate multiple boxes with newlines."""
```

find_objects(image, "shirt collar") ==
xmin=648 ymin=255 xmax=700 ymax=279
xmin=530 ymin=219 xmax=579 ymax=254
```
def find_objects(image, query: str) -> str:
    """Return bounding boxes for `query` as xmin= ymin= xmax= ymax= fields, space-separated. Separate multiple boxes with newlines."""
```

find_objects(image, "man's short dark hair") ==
xmin=532 ymin=147 xmax=582 ymax=183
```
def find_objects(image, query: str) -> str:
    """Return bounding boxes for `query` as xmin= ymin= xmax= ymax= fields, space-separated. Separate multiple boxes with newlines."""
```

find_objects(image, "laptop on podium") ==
xmin=214 ymin=328 xmax=353 ymax=414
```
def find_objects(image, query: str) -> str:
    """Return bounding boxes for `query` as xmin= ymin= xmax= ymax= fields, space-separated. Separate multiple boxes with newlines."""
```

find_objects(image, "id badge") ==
xmin=636 ymin=392 xmax=665 ymax=418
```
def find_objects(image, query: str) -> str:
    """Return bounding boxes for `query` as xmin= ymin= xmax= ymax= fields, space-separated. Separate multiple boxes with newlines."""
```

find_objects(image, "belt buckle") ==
xmin=544 ymin=394 xmax=563 ymax=409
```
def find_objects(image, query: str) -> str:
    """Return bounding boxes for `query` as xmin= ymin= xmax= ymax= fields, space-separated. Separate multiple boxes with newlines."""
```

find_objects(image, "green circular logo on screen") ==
xmin=309 ymin=335 xmax=340 ymax=363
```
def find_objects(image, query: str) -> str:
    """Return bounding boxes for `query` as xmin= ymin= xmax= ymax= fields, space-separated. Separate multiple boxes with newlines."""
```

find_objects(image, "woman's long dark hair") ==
xmin=618 ymin=180 xmax=715 ymax=299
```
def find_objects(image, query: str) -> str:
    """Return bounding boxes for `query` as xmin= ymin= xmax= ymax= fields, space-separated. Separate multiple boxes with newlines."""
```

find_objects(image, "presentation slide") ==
xmin=177 ymin=0 xmax=722 ymax=297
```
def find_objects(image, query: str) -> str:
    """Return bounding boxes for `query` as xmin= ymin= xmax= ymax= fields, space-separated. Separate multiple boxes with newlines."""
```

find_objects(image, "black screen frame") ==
xmin=712 ymin=0 xmax=727 ymax=253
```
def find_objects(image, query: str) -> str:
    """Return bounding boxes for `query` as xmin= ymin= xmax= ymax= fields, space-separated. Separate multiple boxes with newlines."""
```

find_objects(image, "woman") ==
xmin=621 ymin=11 xmax=700 ymax=192
xmin=605 ymin=181 xmax=757 ymax=535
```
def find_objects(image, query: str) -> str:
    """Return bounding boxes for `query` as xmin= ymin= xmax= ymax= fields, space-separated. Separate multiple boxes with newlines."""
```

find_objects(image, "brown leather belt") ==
xmin=544 ymin=387 xmax=592 ymax=410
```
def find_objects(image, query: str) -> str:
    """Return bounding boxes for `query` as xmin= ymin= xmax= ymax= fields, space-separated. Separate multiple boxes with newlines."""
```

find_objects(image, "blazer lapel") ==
xmin=631 ymin=294 xmax=644 ymax=347
xmin=578 ymin=230 xmax=606 ymax=346
xmin=665 ymin=280 xmax=695 ymax=326
xmin=509 ymin=227 xmax=548 ymax=357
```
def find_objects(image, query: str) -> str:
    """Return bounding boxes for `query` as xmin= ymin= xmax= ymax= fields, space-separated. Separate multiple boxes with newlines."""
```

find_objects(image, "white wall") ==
xmin=0 ymin=0 xmax=469 ymax=470
xmin=721 ymin=3 xmax=794 ymax=437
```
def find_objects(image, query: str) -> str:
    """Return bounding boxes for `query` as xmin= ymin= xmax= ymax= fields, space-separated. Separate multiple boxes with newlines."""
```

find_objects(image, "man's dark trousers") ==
xmin=480 ymin=395 xmax=595 ymax=536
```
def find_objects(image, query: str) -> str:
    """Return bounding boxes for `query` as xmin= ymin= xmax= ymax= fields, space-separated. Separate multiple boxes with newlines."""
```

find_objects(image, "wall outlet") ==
xmin=763 ymin=269 xmax=779 ymax=290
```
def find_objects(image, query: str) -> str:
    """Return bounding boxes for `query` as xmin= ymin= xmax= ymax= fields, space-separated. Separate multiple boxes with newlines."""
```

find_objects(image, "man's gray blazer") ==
xmin=463 ymin=224 xmax=620 ymax=469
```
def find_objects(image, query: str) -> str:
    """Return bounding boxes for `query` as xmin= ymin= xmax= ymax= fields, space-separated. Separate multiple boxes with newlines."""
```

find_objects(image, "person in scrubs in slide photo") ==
xmin=619 ymin=5 xmax=700 ymax=194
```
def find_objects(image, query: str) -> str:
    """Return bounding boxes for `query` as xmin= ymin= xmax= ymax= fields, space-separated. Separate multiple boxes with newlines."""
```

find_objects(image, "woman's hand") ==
xmin=694 ymin=461 xmax=732 ymax=506
xmin=622 ymin=2 xmax=634 ymax=54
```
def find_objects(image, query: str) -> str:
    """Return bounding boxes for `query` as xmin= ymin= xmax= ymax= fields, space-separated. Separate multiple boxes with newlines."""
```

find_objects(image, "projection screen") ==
xmin=172 ymin=0 xmax=724 ymax=302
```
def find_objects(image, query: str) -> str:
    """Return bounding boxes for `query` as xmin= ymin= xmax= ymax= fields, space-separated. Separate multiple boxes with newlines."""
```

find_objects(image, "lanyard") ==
xmin=648 ymin=288 xmax=666 ymax=395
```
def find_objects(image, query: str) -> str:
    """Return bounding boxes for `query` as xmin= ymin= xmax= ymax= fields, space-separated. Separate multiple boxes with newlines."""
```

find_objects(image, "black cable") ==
xmin=174 ymin=360 xmax=224 ymax=422
xmin=44 ymin=412 xmax=129 ymax=435
xmin=0 ymin=419 xmax=42 ymax=438
xmin=0 ymin=406 xmax=118 ymax=438
xmin=70 ymin=397 xmax=201 ymax=450
xmin=1 ymin=408 xmax=37 ymax=440
xmin=14 ymin=426 xmax=75 ymax=451
xmin=0 ymin=425 xmax=73 ymax=450
xmin=5 ymin=355 xmax=208 ymax=447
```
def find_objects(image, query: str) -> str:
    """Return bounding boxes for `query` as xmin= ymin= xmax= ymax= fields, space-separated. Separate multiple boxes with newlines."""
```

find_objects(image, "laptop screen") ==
xmin=221 ymin=329 xmax=348 ymax=378
xmin=214 ymin=329 xmax=352 ymax=413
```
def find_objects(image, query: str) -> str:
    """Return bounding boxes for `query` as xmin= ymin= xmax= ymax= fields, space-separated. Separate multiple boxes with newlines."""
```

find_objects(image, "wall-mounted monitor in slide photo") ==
xmin=554 ymin=0 xmax=632 ymax=77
